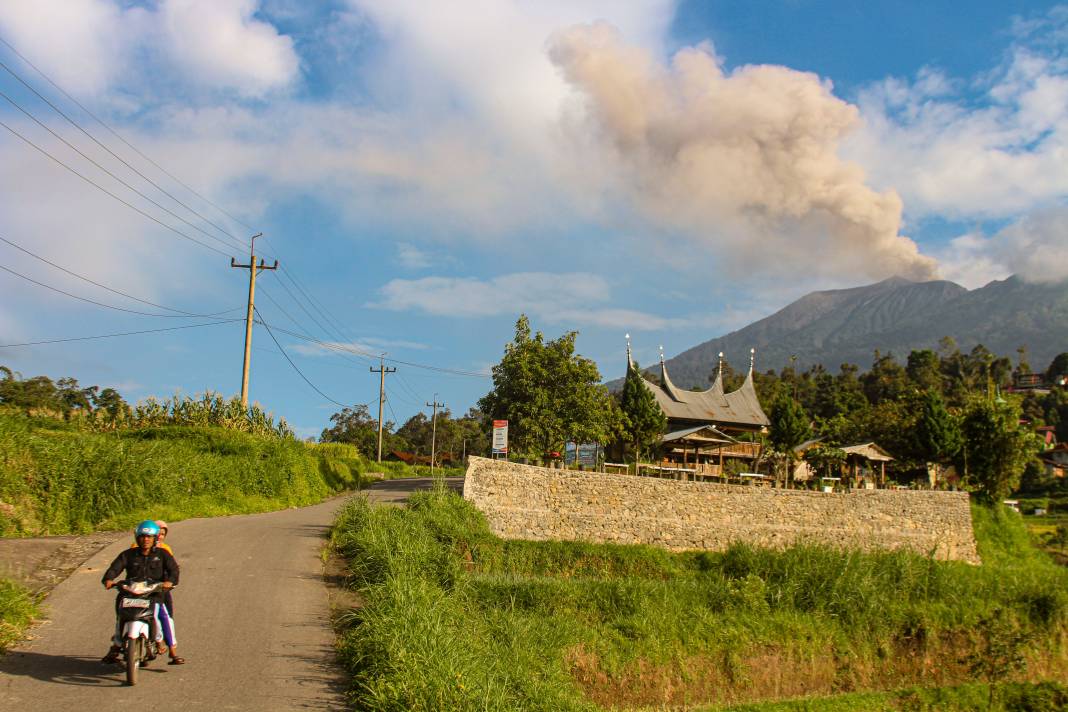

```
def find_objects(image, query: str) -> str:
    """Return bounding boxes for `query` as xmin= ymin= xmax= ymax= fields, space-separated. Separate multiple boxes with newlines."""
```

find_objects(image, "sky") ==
xmin=0 ymin=1 xmax=1066 ymax=439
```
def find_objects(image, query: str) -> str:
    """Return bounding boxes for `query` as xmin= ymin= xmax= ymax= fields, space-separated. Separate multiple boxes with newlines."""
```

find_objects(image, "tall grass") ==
xmin=0 ymin=411 xmax=365 ymax=535
xmin=0 ymin=577 xmax=38 ymax=652
xmin=332 ymin=490 xmax=1068 ymax=711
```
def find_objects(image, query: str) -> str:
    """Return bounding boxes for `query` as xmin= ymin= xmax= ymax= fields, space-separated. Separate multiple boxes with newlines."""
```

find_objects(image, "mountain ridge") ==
xmin=611 ymin=275 xmax=1068 ymax=389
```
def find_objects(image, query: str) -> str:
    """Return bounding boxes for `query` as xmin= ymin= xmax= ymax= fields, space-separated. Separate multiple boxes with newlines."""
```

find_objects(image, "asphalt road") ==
xmin=0 ymin=477 xmax=461 ymax=711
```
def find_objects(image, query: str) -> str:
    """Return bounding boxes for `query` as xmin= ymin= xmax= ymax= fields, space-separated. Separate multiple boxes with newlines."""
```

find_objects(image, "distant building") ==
xmin=1038 ymin=443 xmax=1068 ymax=478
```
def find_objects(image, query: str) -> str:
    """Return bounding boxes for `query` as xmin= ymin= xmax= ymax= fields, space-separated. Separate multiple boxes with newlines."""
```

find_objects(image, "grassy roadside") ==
xmin=0 ymin=577 xmax=39 ymax=652
xmin=330 ymin=488 xmax=1068 ymax=711
xmin=0 ymin=411 xmax=388 ymax=536
xmin=710 ymin=681 xmax=1068 ymax=711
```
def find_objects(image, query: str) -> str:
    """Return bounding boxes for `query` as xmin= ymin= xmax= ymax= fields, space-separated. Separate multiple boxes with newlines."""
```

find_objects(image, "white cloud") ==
xmin=159 ymin=0 xmax=300 ymax=97
xmin=395 ymin=242 xmax=432 ymax=269
xmin=0 ymin=0 xmax=299 ymax=98
xmin=847 ymin=8 xmax=1068 ymax=220
xmin=935 ymin=206 xmax=1068 ymax=287
xmin=372 ymin=272 xmax=702 ymax=330
xmin=291 ymin=337 xmax=430 ymax=358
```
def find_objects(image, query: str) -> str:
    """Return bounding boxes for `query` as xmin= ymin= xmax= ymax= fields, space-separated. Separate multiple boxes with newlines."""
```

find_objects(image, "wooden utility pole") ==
xmin=426 ymin=394 xmax=444 ymax=473
xmin=231 ymin=233 xmax=277 ymax=407
xmin=370 ymin=356 xmax=396 ymax=462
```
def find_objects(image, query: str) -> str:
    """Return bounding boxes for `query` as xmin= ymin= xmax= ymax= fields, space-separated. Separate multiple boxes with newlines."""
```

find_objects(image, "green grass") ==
xmin=0 ymin=411 xmax=375 ymax=536
xmin=350 ymin=458 xmax=466 ymax=481
xmin=710 ymin=681 xmax=1068 ymax=711
xmin=331 ymin=489 xmax=1068 ymax=711
xmin=0 ymin=577 xmax=39 ymax=652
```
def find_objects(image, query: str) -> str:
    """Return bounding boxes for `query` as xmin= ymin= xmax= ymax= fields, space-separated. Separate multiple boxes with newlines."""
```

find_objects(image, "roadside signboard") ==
xmin=566 ymin=442 xmax=601 ymax=466
xmin=492 ymin=420 xmax=508 ymax=455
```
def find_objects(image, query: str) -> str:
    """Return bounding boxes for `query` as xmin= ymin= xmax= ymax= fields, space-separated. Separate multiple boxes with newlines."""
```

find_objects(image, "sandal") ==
xmin=102 ymin=647 xmax=121 ymax=664
xmin=168 ymin=656 xmax=186 ymax=665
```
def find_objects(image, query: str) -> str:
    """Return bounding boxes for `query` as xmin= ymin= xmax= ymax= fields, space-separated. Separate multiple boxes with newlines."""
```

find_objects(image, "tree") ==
xmin=913 ymin=390 xmax=961 ymax=486
xmin=478 ymin=315 xmax=617 ymax=460
xmin=914 ymin=390 xmax=961 ymax=463
xmin=862 ymin=351 xmax=909 ymax=404
xmin=906 ymin=349 xmax=942 ymax=393
xmin=320 ymin=405 xmax=399 ymax=456
xmin=958 ymin=397 xmax=1038 ymax=502
xmin=1047 ymin=352 xmax=1068 ymax=383
xmin=768 ymin=397 xmax=811 ymax=485
xmin=619 ymin=360 xmax=666 ymax=462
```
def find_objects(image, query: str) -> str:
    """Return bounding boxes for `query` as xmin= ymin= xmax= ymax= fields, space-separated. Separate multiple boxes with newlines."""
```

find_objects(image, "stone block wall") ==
xmin=463 ymin=457 xmax=980 ymax=563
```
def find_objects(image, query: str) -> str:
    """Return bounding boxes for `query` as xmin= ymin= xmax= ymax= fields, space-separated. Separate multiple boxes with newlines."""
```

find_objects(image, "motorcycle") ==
xmin=114 ymin=579 xmax=164 ymax=686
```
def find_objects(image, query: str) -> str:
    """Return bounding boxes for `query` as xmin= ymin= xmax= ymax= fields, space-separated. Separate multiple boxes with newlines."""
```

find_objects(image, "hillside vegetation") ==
xmin=331 ymin=489 xmax=1068 ymax=711
xmin=0 ymin=408 xmax=368 ymax=536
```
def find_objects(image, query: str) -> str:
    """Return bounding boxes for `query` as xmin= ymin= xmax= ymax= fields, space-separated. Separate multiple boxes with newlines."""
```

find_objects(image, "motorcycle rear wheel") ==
xmin=124 ymin=637 xmax=138 ymax=686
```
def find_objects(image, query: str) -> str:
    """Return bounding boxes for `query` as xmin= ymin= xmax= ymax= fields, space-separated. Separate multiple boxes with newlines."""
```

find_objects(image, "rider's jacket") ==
xmin=102 ymin=546 xmax=180 ymax=596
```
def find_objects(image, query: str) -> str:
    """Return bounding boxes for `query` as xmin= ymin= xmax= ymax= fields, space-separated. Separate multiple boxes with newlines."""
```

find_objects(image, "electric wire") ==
xmin=253 ymin=306 xmax=352 ymax=408
xmin=0 ymin=89 xmax=247 ymax=255
xmin=256 ymin=322 xmax=490 ymax=377
xmin=0 ymin=233 xmax=240 ymax=317
xmin=0 ymin=319 xmax=241 ymax=348
xmin=0 ymin=261 xmax=238 ymax=319
xmin=0 ymin=36 xmax=484 ymax=382
xmin=0 ymin=118 xmax=230 ymax=256
xmin=0 ymin=34 xmax=258 ymax=235
xmin=0 ymin=57 xmax=248 ymax=251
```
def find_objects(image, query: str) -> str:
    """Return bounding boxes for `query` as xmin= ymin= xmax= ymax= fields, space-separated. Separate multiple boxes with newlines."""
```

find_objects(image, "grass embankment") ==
xmin=0 ymin=410 xmax=372 ymax=536
xmin=331 ymin=489 xmax=1068 ymax=711
xmin=0 ymin=578 xmax=39 ymax=652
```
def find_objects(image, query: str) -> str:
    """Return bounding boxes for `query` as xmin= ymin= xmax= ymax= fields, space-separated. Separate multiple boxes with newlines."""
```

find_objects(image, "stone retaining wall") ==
xmin=463 ymin=457 xmax=980 ymax=563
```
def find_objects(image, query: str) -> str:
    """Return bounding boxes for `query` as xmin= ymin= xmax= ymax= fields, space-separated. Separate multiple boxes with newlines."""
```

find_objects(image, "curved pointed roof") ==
xmin=641 ymin=353 xmax=769 ymax=429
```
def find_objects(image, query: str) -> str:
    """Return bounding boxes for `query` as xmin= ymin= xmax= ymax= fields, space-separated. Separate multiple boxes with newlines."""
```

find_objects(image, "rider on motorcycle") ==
xmin=101 ymin=520 xmax=179 ymax=664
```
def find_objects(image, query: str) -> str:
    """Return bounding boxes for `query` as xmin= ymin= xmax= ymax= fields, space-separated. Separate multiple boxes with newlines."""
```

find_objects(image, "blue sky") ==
xmin=0 ymin=1 xmax=1066 ymax=439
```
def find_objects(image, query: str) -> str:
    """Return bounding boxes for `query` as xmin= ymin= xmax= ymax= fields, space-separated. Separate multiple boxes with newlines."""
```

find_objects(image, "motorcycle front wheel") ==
xmin=124 ymin=637 xmax=138 ymax=686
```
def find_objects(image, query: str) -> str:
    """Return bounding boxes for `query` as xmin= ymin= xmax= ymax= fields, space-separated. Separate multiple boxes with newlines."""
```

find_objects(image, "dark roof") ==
xmin=636 ymin=357 xmax=769 ymax=429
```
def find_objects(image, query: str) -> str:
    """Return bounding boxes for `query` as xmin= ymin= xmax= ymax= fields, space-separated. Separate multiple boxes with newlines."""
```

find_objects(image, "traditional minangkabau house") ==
xmin=628 ymin=340 xmax=769 ymax=477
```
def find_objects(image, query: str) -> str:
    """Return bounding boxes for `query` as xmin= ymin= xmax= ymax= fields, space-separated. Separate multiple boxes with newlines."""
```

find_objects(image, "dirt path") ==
xmin=0 ymin=477 xmax=460 ymax=711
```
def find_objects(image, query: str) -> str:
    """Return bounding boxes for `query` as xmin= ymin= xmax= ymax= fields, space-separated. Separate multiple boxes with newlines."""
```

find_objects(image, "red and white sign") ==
xmin=491 ymin=420 xmax=508 ymax=454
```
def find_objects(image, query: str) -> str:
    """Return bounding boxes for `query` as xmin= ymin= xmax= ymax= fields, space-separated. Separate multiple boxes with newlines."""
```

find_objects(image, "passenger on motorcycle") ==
xmin=101 ymin=520 xmax=179 ymax=664
xmin=152 ymin=520 xmax=184 ymax=664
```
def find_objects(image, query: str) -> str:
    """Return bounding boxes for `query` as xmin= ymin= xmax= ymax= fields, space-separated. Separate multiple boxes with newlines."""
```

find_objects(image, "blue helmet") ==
xmin=135 ymin=520 xmax=161 ymax=538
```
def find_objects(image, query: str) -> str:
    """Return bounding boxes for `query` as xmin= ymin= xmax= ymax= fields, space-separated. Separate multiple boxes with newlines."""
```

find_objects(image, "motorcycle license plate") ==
xmin=121 ymin=598 xmax=151 ymax=609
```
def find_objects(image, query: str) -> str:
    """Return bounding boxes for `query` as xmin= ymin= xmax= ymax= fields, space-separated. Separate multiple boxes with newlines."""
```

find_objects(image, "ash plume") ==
xmin=549 ymin=23 xmax=939 ymax=281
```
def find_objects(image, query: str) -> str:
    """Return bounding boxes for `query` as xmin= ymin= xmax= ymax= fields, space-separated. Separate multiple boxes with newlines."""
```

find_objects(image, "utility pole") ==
xmin=426 ymin=394 xmax=444 ymax=474
xmin=370 ymin=355 xmax=396 ymax=462
xmin=231 ymin=233 xmax=277 ymax=407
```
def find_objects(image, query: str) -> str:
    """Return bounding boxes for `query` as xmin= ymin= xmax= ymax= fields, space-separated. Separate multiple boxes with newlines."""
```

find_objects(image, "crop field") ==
xmin=332 ymin=487 xmax=1068 ymax=711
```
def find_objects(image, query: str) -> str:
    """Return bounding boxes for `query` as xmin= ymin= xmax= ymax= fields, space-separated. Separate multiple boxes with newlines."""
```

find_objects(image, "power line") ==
xmin=0 ymin=88 xmax=247 ymax=255
xmin=0 ymin=261 xmax=236 ymax=318
xmin=253 ymin=306 xmax=352 ymax=408
xmin=256 ymin=321 xmax=490 ymax=378
xmin=0 ymin=34 xmax=258 ymax=235
xmin=0 ymin=233 xmax=239 ymax=317
xmin=0 ymin=118 xmax=231 ymax=257
xmin=0 ymin=57 xmax=248 ymax=251
xmin=0 ymin=319 xmax=241 ymax=348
